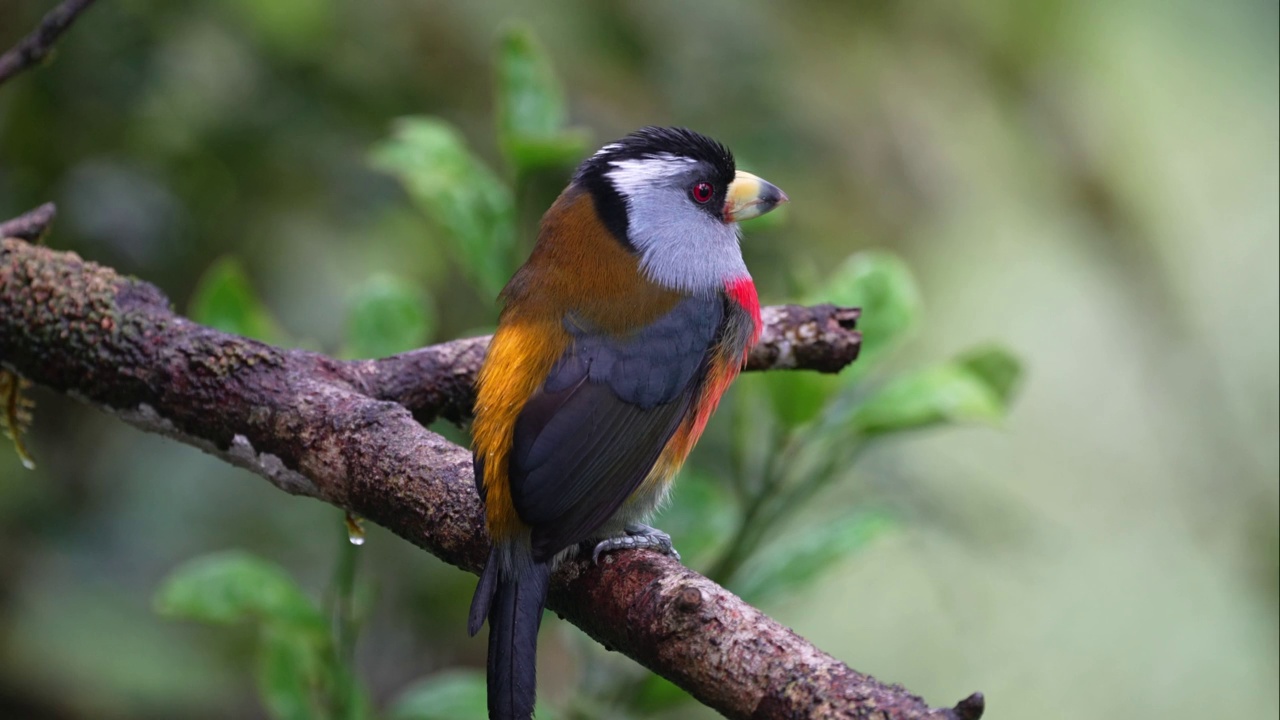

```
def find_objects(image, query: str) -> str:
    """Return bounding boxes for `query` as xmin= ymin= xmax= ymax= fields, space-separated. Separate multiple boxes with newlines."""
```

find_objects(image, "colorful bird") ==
xmin=468 ymin=127 xmax=787 ymax=720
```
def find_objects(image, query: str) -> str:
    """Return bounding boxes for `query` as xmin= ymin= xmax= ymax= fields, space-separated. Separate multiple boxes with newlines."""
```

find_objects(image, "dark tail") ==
xmin=468 ymin=548 xmax=551 ymax=720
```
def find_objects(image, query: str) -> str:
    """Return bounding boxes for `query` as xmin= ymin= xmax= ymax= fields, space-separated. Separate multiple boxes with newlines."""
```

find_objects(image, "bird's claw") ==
xmin=591 ymin=523 xmax=680 ymax=564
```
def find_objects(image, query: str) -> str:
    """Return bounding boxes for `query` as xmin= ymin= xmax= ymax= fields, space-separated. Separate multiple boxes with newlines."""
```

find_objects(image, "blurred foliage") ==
xmin=815 ymin=252 xmax=922 ymax=381
xmin=0 ymin=1 xmax=1275 ymax=719
xmin=189 ymin=257 xmax=289 ymax=344
xmin=493 ymin=25 xmax=590 ymax=173
xmin=156 ymin=550 xmax=373 ymax=720
xmin=342 ymin=274 xmax=435 ymax=359
xmin=369 ymin=118 xmax=517 ymax=299
xmin=388 ymin=671 xmax=556 ymax=720
xmin=850 ymin=346 xmax=1022 ymax=436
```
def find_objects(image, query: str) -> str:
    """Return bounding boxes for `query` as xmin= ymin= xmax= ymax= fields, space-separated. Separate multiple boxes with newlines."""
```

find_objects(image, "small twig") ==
xmin=0 ymin=203 xmax=57 ymax=242
xmin=0 ymin=0 xmax=100 ymax=86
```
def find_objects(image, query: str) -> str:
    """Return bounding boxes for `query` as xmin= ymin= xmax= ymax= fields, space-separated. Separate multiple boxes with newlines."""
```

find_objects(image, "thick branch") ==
xmin=0 ymin=0 xmax=99 ymax=85
xmin=0 ymin=234 xmax=981 ymax=720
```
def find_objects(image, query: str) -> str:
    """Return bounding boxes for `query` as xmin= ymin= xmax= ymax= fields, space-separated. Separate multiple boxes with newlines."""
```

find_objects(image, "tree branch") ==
xmin=343 ymin=303 xmax=864 ymax=427
xmin=0 ymin=226 xmax=983 ymax=720
xmin=0 ymin=0 xmax=100 ymax=86
xmin=0 ymin=203 xmax=56 ymax=242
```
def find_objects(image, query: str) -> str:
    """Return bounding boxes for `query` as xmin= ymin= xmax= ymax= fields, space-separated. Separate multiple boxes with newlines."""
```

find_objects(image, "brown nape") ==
xmin=502 ymin=186 xmax=684 ymax=334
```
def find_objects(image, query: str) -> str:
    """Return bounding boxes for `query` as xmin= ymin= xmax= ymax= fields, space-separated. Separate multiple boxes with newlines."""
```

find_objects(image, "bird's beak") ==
xmin=723 ymin=170 xmax=788 ymax=223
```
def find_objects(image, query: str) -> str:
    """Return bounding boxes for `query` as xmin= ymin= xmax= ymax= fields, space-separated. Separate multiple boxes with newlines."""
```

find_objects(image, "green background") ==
xmin=1 ymin=1 xmax=1276 ymax=718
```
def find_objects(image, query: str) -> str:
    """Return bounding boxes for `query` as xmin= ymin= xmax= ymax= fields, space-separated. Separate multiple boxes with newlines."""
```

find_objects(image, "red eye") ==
xmin=691 ymin=182 xmax=714 ymax=204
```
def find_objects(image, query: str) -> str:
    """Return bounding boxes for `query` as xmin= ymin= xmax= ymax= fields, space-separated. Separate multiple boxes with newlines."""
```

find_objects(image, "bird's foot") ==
xmin=591 ymin=523 xmax=680 ymax=564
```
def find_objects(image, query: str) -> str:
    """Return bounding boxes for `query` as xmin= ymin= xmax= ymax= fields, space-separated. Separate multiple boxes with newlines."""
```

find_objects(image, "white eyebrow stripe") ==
xmin=606 ymin=154 xmax=698 ymax=196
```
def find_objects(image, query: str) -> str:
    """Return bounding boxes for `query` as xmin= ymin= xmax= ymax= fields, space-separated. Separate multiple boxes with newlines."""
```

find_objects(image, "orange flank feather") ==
xmin=641 ymin=352 xmax=742 ymax=498
xmin=472 ymin=186 xmax=686 ymax=540
xmin=471 ymin=317 xmax=567 ymax=539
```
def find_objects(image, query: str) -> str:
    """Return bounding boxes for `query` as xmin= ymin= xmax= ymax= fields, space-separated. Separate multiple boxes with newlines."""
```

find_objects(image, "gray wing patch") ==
xmin=559 ymin=293 xmax=723 ymax=408
xmin=507 ymin=293 xmax=724 ymax=560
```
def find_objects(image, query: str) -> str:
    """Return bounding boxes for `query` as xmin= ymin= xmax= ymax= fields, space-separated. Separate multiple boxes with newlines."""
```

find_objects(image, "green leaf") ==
xmin=812 ymin=252 xmax=920 ymax=378
xmin=734 ymin=511 xmax=896 ymax=605
xmin=189 ymin=257 xmax=285 ymax=343
xmin=958 ymin=345 xmax=1022 ymax=407
xmin=256 ymin=625 xmax=330 ymax=720
xmin=503 ymin=132 xmax=591 ymax=173
xmin=370 ymin=118 xmax=516 ymax=297
xmin=342 ymin=274 xmax=434 ymax=358
xmin=153 ymin=551 xmax=325 ymax=633
xmin=494 ymin=25 xmax=589 ymax=172
xmin=156 ymin=552 xmax=372 ymax=720
xmin=389 ymin=671 xmax=557 ymax=720
xmin=255 ymin=624 xmax=373 ymax=720
xmin=849 ymin=346 xmax=1023 ymax=436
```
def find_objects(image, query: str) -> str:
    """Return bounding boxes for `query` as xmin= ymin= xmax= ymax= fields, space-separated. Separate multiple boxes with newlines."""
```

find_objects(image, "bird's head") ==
xmin=572 ymin=127 xmax=787 ymax=294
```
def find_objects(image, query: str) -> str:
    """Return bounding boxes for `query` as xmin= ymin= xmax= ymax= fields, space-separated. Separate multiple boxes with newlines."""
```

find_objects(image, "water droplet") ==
xmin=345 ymin=512 xmax=366 ymax=546
xmin=20 ymin=457 xmax=36 ymax=470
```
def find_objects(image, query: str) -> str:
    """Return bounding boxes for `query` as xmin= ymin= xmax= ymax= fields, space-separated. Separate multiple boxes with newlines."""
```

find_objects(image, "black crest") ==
xmin=589 ymin=127 xmax=733 ymax=172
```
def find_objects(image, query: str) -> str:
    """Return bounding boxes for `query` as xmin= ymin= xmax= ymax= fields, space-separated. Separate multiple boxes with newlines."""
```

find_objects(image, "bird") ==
xmin=467 ymin=126 xmax=787 ymax=720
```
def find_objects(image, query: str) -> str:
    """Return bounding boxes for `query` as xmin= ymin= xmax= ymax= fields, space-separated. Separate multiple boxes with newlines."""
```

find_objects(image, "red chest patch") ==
xmin=725 ymin=276 xmax=762 ymax=347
